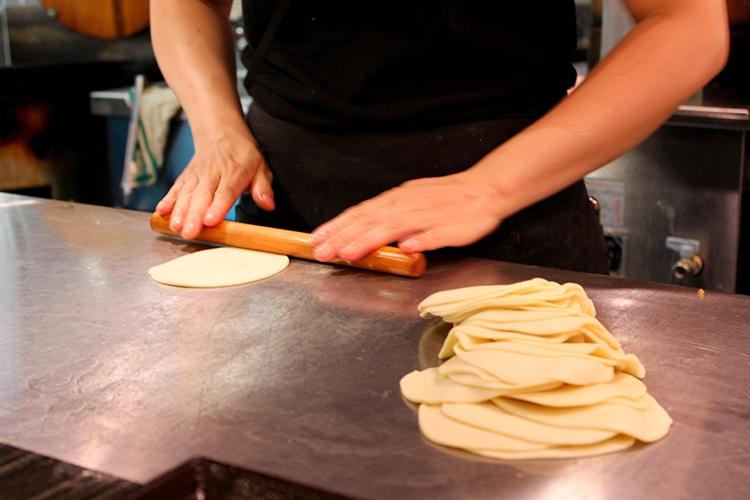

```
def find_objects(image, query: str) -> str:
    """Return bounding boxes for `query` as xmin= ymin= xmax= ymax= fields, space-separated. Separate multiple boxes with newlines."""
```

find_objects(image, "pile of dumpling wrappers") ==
xmin=400 ymin=278 xmax=672 ymax=459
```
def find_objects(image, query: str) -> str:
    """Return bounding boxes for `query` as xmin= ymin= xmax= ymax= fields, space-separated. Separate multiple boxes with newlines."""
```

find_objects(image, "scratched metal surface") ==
xmin=0 ymin=192 xmax=749 ymax=500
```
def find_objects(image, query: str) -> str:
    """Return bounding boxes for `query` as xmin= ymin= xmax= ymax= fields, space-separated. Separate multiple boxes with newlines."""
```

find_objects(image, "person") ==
xmin=150 ymin=0 xmax=729 ymax=274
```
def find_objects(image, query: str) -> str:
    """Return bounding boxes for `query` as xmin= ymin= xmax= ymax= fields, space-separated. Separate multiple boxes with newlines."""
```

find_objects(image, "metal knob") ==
xmin=672 ymin=255 xmax=703 ymax=279
xmin=665 ymin=237 xmax=704 ymax=281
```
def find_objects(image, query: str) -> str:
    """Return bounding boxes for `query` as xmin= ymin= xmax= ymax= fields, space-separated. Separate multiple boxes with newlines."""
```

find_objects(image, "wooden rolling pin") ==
xmin=150 ymin=213 xmax=427 ymax=278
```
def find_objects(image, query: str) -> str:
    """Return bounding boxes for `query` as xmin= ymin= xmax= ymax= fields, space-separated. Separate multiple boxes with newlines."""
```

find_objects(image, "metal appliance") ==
xmin=584 ymin=0 xmax=750 ymax=294
xmin=585 ymin=114 xmax=749 ymax=293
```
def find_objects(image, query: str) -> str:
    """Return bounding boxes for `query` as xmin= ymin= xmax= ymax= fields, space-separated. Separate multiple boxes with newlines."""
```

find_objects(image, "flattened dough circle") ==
xmin=149 ymin=247 xmax=289 ymax=288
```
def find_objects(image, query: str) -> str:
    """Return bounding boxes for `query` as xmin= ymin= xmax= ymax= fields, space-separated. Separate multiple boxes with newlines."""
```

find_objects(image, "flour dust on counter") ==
xmin=400 ymin=278 xmax=672 ymax=460
xmin=148 ymin=246 xmax=289 ymax=288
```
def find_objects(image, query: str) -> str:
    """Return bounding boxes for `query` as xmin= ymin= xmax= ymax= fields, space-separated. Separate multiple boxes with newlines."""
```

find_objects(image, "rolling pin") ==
xmin=150 ymin=213 xmax=427 ymax=278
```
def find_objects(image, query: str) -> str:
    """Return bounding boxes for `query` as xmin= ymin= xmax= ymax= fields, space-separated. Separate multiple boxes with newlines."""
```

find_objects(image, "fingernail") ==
xmin=311 ymin=229 xmax=327 ymax=245
xmin=400 ymin=240 xmax=418 ymax=253
xmin=340 ymin=244 xmax=360 ymax=262
xmin=183 ymin=222 xmax=195 ymax=236
xmin=314 ymin=244 xmax=334 ymax=262
xmin=204 ymin=210 xmax=217 ymax=224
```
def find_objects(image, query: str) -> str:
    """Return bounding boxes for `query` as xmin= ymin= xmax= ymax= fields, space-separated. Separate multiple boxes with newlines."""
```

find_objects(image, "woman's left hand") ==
xmin=310 ymin=170 xmax=504 ymax=262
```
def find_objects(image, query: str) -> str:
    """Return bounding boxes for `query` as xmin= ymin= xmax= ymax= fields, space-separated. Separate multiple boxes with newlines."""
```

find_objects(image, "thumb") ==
xmin=250 ymin=160 xmax=275 ymax=211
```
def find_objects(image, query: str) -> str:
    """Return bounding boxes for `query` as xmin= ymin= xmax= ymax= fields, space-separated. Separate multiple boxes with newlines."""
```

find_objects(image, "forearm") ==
xmin=150 ymin=0 xmax=249 ymax=141
xmin=152 ymin=0 xmax=273 ymax=237
xmin=470 ymin=0 xmax=729 ymax=220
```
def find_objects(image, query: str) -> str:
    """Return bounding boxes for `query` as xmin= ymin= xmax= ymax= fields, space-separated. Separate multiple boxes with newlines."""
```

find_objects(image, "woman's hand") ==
xmin=155 ymin=127 xmax=274 ymax=240
xmin=311 ymin=170 xmax=504 ymax=262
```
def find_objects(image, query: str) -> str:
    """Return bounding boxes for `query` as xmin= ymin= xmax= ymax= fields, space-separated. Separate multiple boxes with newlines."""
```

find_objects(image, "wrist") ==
xmin=189 ymin=104 xmax=249 ymax=138
xmin=454 ymin=165 xmax=515 ymax=225
xmin=192 ymin=115 xmax=259 ymax=152
xmin=462 ymin=152 xmax=529 ymax=222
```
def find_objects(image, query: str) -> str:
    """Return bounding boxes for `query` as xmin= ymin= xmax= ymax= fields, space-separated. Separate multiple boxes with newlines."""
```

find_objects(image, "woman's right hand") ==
xmin=155 ymin=126 xmax=275 ymax=240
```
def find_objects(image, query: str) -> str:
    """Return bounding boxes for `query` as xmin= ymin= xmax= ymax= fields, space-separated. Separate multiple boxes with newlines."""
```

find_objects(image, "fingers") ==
xmin=315 ymin=225 xmax=394 ymax=262
xmin=311 ymin=173 xmax=505 ymax=263
xmin=202 ymin=159 xmax=273 ymax=225
xmin=204 ymin=181 xmax=239 ymax=226
xmin=314 ymin=217 xmax=454 ymax=262
xmin=156 ymin=131 xmax=274 ymax=240
xmin=313 ymin=208 xmax=405 ymax=262
xmin=398 ymin=226 xmax=455 ymax=254
xmin=250 ymin=161 xmax=275 ymax=211
xmin=156 ymin=182 xmax=179 ymax=216
xmin=168 ymin=170 xmax=219 ymax=239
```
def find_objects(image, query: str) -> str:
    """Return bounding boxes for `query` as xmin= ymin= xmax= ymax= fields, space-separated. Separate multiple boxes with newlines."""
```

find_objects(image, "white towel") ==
xmin=125 ymin=85 xmax=182 ymax=187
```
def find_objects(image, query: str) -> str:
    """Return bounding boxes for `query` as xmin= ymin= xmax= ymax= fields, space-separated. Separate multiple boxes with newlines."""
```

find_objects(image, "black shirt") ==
xmin=241 ymin=1 xmax=578 ymax=130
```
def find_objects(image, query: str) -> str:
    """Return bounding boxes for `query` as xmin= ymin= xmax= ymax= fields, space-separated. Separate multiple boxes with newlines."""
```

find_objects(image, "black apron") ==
xmin=238 ymin=102 xmax=610 ymax=275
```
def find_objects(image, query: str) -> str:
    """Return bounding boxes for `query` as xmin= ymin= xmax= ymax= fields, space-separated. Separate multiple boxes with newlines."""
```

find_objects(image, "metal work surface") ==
xmin=1 ymin=193 xmax=749 ymax=499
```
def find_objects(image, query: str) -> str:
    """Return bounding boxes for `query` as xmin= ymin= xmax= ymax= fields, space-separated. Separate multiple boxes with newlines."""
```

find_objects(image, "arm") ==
xmin=312 ymin=0 xmax=729 ymax=262
xmin=151 ymin=0 xmax=274 ymax=239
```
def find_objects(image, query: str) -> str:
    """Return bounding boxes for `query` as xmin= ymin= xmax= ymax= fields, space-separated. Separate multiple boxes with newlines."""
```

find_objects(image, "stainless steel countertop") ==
xmin=1 ymin=193 xmax=749 ymax=499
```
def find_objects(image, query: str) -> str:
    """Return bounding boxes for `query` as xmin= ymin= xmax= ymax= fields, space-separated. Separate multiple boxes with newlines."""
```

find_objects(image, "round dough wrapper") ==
xmin=453 ymin=344 xmax=616 ymax=386
xmin=506 ymin=373 xmax=647 ymax=408
xmin=418 ymin=279 xmax=596 ymax=322
xmin=438 ymin=356 xmax=564 ymax=393
xmin=468 ymin=434 xmax=636 ymax=460
xmin=447 ymin=373 xmax=563 ymax=394
xmin=400 ymin=368 xmax=506 ymax=404
xmin=418 ymin=404 xmax=546 ymax=452
xmin=493 ymin=394 xmax=673 ymax=443
xmin=442 ymin=402 xmax=617 ymax=446
xmin=456 ymin=337 xmax=644 ymax=378
xmin=149 ymin=247 xmax=289 ymax=288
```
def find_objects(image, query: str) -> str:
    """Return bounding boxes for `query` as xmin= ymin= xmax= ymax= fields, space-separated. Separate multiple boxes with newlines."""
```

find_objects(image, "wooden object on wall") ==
xmin=40 ymin=0 xmax=150 ymax=40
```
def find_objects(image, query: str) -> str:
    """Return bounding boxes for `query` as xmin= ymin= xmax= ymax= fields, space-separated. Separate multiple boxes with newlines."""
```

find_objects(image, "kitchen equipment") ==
xmin=150 ymin=212 xmax=427 ymax=278
xmin=585 ymin=108 xmax=750 ymax=293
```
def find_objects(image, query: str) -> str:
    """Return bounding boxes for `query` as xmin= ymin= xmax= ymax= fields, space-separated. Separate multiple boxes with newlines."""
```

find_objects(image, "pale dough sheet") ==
xmin=148 ymin=247 xmax=289 ymax=288
xmin=401 ymin=278 xmax=673 ymax=460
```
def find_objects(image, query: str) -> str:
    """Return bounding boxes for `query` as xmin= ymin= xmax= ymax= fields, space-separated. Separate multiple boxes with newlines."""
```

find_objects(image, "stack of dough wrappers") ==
xmin=400 ymin=278 xmax=672 ymax=459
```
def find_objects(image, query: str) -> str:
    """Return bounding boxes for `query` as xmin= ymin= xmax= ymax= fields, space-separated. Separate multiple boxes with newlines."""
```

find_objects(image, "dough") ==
xmin=452 ymin=344 xmax=617 ymax=386
xmin=400 ymin=368 xmax=506 ymax=404
xmin=418 ymin=279 xmax=597 ymax=323
xmin=148 ymin=247 xmax=289 ymax=288
xmin=453 ymin=333 xmax=644 ymax=378
xmin=469 ymin=435 xmax=637 ymax=460
xmin=401 ymin=278 xmax=673 ymax=460
xmin=418 ymin=404 xmax=547 ymax=452
xmin=493 ymin=394 xmax=672 ymax=443
xmin=506 ymin=373 xmax=647 ymax=407
xmin=460 ymin=310 xmax=621 ymax=349
xmin=441 ymin=402 xmax=618 ymax=446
